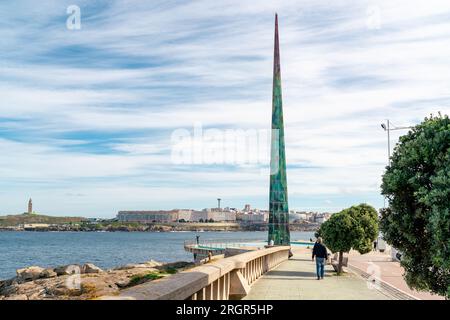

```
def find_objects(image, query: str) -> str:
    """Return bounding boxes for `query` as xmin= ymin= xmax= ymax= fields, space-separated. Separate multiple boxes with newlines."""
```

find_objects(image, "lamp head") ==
xmin=381 ymin=123 xmax=387 ymax=130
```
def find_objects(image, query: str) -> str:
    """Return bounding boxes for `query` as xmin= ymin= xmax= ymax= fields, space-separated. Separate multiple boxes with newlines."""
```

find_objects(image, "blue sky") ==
xmin=1 ymin=0 xmax=449 ymax=217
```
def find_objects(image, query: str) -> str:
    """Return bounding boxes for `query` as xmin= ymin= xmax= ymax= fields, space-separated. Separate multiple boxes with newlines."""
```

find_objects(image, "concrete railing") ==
xmin=103 ymin=246 xmax=290 ymax=300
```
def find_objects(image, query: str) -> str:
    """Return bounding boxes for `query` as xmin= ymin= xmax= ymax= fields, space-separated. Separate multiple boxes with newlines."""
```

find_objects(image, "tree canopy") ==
xmin=380 ymin=114 xmax=450 ymax=298
xmin=319 ymin=203 xmax=379 ymax=273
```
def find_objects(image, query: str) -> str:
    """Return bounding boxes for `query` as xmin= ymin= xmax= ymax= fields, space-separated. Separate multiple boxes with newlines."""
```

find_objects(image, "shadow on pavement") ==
xmin=265 ymin=270 xmax=317 ymax=278
xmin=289 ymin=258 xmax=313 ymax=262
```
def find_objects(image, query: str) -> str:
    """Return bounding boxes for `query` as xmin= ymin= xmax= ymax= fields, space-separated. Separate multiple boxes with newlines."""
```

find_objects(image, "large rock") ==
xmin=115 ymin=279 xmax=131 ymax=288
xmin=0 ymin=279 xmax=10 ymax=292
xmin=0 ymin=280 xmax=18 ymax=296
xmin=40 ymin=268 xmax=57 ymax=278
xmin=54 ymin=265 xmax=81 ymax=276
xmin=16 ymin=266 xmax=45 ymax=282
xmin=81 ymin=263 xmax=103 ymax=274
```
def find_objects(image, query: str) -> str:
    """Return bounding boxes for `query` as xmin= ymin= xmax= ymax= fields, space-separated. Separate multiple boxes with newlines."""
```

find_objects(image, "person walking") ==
xmin=312 ymin=237 xmax=327 ymax=280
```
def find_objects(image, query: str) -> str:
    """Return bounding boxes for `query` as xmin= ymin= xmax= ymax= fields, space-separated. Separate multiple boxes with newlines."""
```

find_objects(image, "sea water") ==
xmin=0 ymin=231 xmax=315 ymax=280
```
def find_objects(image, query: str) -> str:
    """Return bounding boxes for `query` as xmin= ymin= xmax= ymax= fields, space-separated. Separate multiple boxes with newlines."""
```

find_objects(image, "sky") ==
xmin=1 ymin=0 xmax=449 ymax=217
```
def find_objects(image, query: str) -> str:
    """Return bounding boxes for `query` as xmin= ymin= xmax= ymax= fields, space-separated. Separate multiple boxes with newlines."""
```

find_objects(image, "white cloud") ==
xmin=1 ymin=0 xmax=450 ymax=216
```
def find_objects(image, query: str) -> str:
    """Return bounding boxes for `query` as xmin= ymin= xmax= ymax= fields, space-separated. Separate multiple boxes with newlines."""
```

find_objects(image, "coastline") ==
xmin=0 ymin=222 xmax=319 ymax=233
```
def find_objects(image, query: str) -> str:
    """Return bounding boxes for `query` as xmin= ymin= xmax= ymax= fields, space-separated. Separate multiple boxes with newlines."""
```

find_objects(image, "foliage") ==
xmin=380 ymin=114 xmax=450 ymax=297
xmin=163 ymin=267 xmax=178 ymax=274
xmin=320 ymin=212 xmax=357 ymax=254
xmin=319 ymin=204 xmax=379 ymax=273
xmin=129 ymin=272 xmax=165 ymax=286
xmin=321 ymin=204 xmax=378 ymax=254
xmin=345 ymin=204 xmax=379 ymax=254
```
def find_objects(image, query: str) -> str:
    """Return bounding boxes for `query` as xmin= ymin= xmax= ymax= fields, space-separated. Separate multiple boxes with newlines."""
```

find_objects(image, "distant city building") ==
xmin=117 ymin=209 xmax=236 ymax=223
xmin=27 ymin=198 xmax=32 ymax=214
xmin=117 ymin=206 xmax=329 ymax=225
xmin=287 ymin=211 xmax=332 ymax=224
xmin=297 ymin=213 xmax=307 ymax=220
xmin=117 ymin=210 xmax=178 ymax=223
xmin=192 ymin=209 xmax=236 ymax=222
xmin=240 ymin=212 xmax=268 ymax=223
xmin=313 ymin=212 xmax=332 ymax=224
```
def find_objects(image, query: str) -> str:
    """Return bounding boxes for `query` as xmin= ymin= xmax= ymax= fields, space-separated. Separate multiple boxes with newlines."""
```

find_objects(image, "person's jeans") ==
xmin=316 ymin=257 xmax=325 ymax=278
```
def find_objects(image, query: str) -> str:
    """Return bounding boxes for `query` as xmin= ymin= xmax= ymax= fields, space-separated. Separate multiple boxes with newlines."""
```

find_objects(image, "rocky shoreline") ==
xmin=0 ymin=260 xmax=194 ymax=300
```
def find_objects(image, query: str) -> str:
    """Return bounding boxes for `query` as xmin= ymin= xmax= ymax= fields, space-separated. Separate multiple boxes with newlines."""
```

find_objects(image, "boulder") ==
xmin=40 ymin=268 xmax=57 ymax=278
xmin=115 ymin=279 xmax=131 ymax=288
xmin=54 ymin=265 xmax=81 ymax=276
xmin=0 ymin=279 xmax=9 ymax=291
xmin=0 ymin=281 xmax=18 ymax=296
xmin=16 ymin=266 xmax=45 ymax=282
xmin=81 ymin=263 xmax=103 ymax=274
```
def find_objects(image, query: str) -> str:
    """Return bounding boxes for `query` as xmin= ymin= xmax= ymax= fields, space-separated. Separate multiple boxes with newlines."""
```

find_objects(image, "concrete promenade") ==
xmin=347 ymin=251 xmax=445 ymax=300
xmin=244 ymin=248 xmax=392 ymax=300
xmin=244 ymin=247 xmax=446 ymax=300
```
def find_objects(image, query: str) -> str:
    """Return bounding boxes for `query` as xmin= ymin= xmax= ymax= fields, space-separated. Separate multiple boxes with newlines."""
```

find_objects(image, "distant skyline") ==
xmin=1 ymin=1 xmax=450 ymax=217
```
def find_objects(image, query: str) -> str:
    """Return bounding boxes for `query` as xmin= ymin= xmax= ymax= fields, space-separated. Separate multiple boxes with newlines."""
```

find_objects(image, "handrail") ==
xmin=101 ymin=246 xmax=290 ymax=300
xmin=184 ymin=239 xmax=266 ymax=246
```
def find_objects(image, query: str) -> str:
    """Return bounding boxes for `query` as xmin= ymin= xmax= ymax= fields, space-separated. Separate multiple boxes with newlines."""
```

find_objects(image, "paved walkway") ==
xmin=244 ymin=249 xmax=392 ymax=300
xmin=347 ymin=251 xmax=445 ymax=300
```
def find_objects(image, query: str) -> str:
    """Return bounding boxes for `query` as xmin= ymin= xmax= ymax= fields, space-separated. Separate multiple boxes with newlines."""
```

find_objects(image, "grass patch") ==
xmin=126 ymin=268 xmax=180 ymax=288
xmin=164 ymin=267 xmax=178 ymax=274
xmin=128 ymin=271 xmax=167 ymax=287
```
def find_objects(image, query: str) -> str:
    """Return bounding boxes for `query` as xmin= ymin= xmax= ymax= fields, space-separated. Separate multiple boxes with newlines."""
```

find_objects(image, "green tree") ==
xmin=347 ymin=203 xmax=379 ymax=254
xmin=320 ymin=204 xmax=379 ymax=274
xmin=380 ymin=114 xmax=450 ymax=298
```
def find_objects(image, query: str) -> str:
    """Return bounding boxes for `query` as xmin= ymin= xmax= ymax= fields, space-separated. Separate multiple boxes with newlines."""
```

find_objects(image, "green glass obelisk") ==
xmin=268 ymin=14 xmax=290 ymax=246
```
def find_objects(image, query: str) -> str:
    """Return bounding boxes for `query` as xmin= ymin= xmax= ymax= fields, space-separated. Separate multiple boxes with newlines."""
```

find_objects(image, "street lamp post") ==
xmin=381 ymin=120 xmax=414 ymax=167
xmin=380 ymin=120 xmax=414 ymax=260
xmin=380 ymin=120 xmax=414 ymax=207
xmin=381 ymin=120 xmax=391 ymax=166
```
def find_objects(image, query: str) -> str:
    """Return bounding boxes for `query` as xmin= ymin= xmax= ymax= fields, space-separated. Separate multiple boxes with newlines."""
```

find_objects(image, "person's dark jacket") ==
xmin=312 ymin=242 xmax=328 ymax=259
